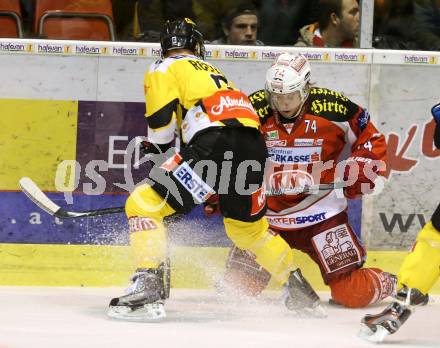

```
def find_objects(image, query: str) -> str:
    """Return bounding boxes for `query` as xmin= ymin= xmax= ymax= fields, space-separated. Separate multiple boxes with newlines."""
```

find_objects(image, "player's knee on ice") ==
xmin=329 ymin=268 xmax=396 ymax=308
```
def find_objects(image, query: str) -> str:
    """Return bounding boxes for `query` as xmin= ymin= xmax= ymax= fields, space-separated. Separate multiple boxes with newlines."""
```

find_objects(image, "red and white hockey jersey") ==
xmin=248 ymin=87 xmax=387 ymax=231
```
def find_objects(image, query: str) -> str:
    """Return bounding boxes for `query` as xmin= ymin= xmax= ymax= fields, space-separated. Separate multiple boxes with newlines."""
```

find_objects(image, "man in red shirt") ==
xmin=295 ymin=0 xmax=360 ymax=47
xmin=215 ymin=53 xmax=396 ymax=310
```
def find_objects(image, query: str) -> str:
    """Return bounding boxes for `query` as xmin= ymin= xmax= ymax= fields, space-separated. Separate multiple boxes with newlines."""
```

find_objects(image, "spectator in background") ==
xmin=111 ymin=0 xmax=136 ymax=40
xmin=295 ymin=0 xmax=360 ymax=48
xmin=117 ymin=0 xmax=197 ymax=42
xmin=372 ymin=0 xmax=419 ymax=50
xmin=211 ymin=2 xmax=263 ymax=45
xmin=194 ymin=0 xmax=239 ymax=42
xmin=257 ymin=0 xmax=319 ymax=46
xmin=20 ymin=0 xmax=35 ymax=36
xmin=413 ymin=0 xmax=440 ymax=51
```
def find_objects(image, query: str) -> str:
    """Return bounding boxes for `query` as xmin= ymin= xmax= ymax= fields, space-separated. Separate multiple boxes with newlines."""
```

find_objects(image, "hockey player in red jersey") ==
xmin=216 ymin=52 xmax=396 ymax=309
xmin=359 ymin=102 xmax=440 ymax=342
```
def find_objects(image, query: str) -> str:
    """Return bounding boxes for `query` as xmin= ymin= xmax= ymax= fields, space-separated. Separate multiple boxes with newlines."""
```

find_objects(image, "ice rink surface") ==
xmin=0 ymin=287 xmax=438 ymax=348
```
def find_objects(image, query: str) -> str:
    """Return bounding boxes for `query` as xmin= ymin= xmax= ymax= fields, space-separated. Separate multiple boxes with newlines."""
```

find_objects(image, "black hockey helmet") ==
xmin=160 ymin=18 xmax=205 ymax=59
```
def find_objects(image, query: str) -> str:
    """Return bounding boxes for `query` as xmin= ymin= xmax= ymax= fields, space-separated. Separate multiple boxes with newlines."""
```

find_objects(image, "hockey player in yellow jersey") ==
xmin=359 ymin=102 xmax=440 ymax=342
xmin=107 ymin=18 xmax=307 ymax=321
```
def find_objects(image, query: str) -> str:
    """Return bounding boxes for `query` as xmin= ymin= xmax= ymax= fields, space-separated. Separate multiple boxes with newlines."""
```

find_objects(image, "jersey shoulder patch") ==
xmin=150 ymin=55 xmax=200 ymax=74
xmin=248 ymin=89 xmax=272 ymax=123
xmin=306 ymin=87 xmax=360 ymax=122
xmin=150 ymin=57 xmax=176 ymax=73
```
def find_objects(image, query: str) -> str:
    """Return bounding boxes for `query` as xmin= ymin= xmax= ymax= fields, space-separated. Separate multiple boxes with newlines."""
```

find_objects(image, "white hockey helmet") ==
xmin=265 ymin=53 xmax=311 ymax=118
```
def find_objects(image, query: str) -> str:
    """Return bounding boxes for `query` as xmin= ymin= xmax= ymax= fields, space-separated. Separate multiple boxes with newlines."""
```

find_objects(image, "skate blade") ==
xmin=107 ymin=303 xmax=166 ymax=322
xmin=358 ymin=323 xmax=390 ymax=343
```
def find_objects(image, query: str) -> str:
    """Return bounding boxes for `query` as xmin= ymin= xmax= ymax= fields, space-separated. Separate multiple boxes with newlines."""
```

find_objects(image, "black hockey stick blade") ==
xmin=19 ymin=177 xmax=124 ymax=219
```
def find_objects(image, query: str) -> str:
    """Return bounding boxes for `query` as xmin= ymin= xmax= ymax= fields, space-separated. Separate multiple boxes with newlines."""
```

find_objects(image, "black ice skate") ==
xmin=283 ymin=268 xmax=327 ymax=318
xmin=359 ymin=300 xmax=412 ymax=342
xmin=107 ymin=267 xmax=168 ymax=321
xmin=396 ymin=286 xmax=429 ymax=306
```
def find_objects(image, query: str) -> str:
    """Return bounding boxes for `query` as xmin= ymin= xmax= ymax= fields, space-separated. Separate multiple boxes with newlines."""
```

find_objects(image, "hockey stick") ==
xmin=19 ymin=177 xmax=125 ymax=219
xmin=19 ymin=177 xmax=344 ymax=219
xmin=265 ymin=182 xmax=345 ymax=196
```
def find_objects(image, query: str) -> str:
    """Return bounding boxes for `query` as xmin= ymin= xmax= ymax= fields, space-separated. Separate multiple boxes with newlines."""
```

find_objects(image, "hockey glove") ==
xmin=432 ymin=102 xmax=440 ymax=149
xmin=203 ymin=194 xmax=220 ymax=216
xmin=432 ymin=102 xmax=440 ymax=123
xmin=140 ymin=140 xmax=173 ymax=155
xmin=343 ymin=149 xmax=381 ymax=199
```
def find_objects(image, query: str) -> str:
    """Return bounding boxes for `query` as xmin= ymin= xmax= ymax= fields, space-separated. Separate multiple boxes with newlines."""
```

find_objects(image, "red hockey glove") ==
xmin=203 ymin=194 xmax=220 ymax=217
xmin=343 ymin=149 xmax=381 ymax=199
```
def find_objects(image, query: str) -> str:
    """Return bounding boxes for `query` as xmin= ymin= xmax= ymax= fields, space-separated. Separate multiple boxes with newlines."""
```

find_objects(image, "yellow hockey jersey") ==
xmin=144 ymin=54 xmax=260 ymax=145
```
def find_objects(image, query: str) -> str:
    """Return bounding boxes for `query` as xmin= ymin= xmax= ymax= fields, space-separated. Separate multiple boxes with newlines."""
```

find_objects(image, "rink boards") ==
xmin=0 ymin=40 xmax=439 ymax=290
xmin=0 ymin=243 xmax=423 ymax=291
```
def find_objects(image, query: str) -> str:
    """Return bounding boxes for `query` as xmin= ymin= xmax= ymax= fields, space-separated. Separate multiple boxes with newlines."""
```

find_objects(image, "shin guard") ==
xmin=224 ymin=217 xmax=294 ymax=285
xmin=126 ymin=184 xmax=176 ymax=269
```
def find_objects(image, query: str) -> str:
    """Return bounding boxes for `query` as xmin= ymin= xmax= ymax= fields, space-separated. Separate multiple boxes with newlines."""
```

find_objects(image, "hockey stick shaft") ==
xmin=265 ymin=182 xmax=345 ymax=196
xmin=19 ymin=177 xmax=343 ymax=219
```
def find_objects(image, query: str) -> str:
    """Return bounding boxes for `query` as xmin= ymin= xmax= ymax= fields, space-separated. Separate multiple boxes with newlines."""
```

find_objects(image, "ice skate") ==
xmin=359 ymin=288 xmax=423 ymax=342
xmin=359 ymin=300 xmax=412 ymax=343
xmin=107 ymin=268 xmax=167 ymax=321
xmin=283 ymin=268 xmax=327 ymax=318
xmin=396 ymin=286 xmax=429 ymax=306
